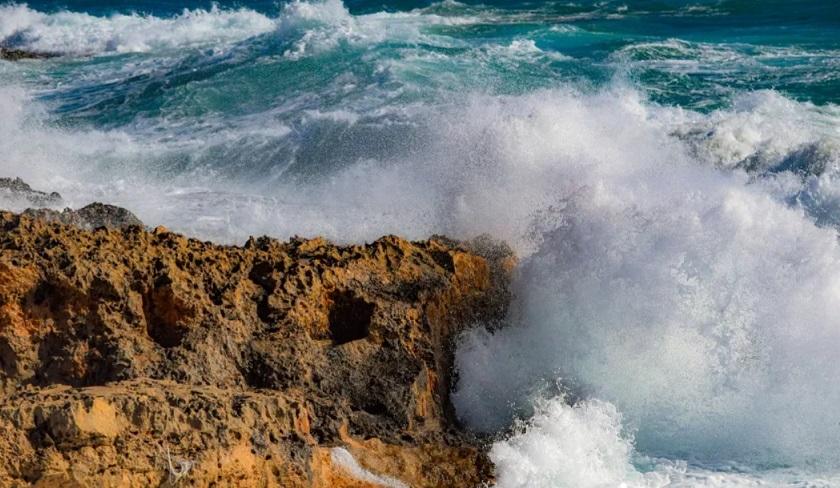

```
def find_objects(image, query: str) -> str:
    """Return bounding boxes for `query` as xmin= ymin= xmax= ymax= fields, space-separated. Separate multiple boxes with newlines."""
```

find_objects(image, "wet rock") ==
xmin=0 ymin=177 xmax=62 ymax=208
xmin=0 ymin=179 xmax=142 ymax=229
xmin=0 ymin=212 xmax=511 ymax=487
xmin=23 ymin=202 xmax=144 ymax=230
xmin=0 ymin=48 xmax=56 ymax=61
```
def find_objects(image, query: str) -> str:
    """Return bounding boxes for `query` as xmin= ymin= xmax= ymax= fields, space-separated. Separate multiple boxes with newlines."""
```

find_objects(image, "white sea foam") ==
xmin=329 ymin=448 xmax=409 ymax=488
xmin=498 ymin=39 xmax=573 ymax=61
xmin=665 ymin=90 xmax=840 ymax=170
xmin=489 ymin=396 xmax=840 ymax=487
xmin=0 ymin=3 xmax=276 ymax=54
xmin=0 ymin=0 xmax=464 ymax=62
xmin=440 ymin=91 xmax=840 ymax=482
xmin=276 ymin=0 xmax=472 ymax=59
xmin=489 ymin=397 xmax=651 ymax=488
xmin=0 ymin=0 xmax=466 ymax=60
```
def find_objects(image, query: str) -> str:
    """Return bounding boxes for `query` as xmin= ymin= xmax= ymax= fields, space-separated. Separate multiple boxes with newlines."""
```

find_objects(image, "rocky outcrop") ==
xmin=0 ymin=178 xmax=63 ymax=208
xmin=0 ymin=178 xmax=143 ymax=230
xmin=0 ymin=49 xmax=56 ymax=61
xmin=22 ymin=203 xmax=144 ymax=230
xmin=0 ymin=211 xmax=512 ymax=487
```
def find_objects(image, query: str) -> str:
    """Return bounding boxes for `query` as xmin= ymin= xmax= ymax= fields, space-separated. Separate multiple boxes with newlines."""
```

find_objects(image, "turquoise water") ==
xmin=8 ymin=1 xmax=840 ymax=119
xmin=3 ymin=1 xmax=840 ymax=486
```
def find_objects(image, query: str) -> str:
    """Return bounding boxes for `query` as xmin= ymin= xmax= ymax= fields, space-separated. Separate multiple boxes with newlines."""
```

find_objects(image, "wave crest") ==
xmin=0 ymin=3 xmax=276 ymax=55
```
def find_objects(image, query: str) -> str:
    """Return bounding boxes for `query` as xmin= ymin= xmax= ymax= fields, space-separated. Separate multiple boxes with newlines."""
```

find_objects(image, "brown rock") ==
xmin=0 ymin=211 xmax=511 ymax=487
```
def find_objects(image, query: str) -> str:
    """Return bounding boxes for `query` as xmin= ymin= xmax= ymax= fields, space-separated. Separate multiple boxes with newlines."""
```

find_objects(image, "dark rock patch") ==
xmin=23 ymin=202 xmax=143 ymax=230
xmin=0 ymin=48 xmax=56 ymax=61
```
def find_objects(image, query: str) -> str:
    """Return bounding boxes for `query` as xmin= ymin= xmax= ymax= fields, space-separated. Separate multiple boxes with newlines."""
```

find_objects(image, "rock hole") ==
xmin=32 ymin=281 xmax=63 ymax=311
xmin=429 ymin=250 xmax=455 ymax=272
xmin=328 ymin=291 xmax=374 ymax=346
xmin=0 ymin=339 xmax=17 ymax=376
xmin=144 ymin=286 xmax=191 ymax=348
xmin=146 ymin=319 xmax=187 ymax=349
xmin=361 ymin=401 xmax=387 ymax=416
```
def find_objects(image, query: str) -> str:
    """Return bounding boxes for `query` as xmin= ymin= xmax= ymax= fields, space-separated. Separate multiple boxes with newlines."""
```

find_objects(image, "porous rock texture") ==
xmin=0 ymin=211 xmax=513 ymax=487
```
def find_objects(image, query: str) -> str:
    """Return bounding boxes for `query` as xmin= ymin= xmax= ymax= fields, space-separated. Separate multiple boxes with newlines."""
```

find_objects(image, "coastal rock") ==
xmin=0 ymin=177 xmax=62 ymax=208
xmin=22 ymin=202 xmax=144 ymax=230
xmin=0 ymin=178 xmax=142 ymax=229
xmin=0 ymin=48 xmax=56 ymax=61
xmin=0 ymin=211 xmax=511 ymax=487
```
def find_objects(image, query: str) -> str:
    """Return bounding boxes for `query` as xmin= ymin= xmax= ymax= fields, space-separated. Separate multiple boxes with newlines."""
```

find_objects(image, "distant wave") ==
xmin=0 ymin=3 xmax=276 ymax=54
xmin=0 ymin=1 xmax=476 ymax=56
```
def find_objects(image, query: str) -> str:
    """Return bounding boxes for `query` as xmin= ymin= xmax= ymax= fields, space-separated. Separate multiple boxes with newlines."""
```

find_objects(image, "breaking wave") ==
xmin=0 ymin=3 xmax=276 ymax=54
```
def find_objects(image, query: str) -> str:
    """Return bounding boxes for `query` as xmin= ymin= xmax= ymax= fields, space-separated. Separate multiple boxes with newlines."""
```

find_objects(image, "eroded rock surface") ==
xmin=0 ymin=211 xmax=512 ymax=487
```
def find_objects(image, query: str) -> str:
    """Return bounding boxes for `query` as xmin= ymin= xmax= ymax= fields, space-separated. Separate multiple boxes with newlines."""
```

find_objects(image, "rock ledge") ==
xmin=0 ymin=210 xmax=512 ymax=487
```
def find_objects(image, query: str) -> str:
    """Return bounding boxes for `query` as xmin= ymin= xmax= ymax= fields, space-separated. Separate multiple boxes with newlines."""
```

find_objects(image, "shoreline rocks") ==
xmin=0 ymin=177 xmax=143 ymax=229
xmin=0 ymin=178 xmax=63 ymax=208
xmin=22 ymin=202 xmax=144 ymax=230
xmin=0 ymin=48 xmax=56 ymax=61
xmin=0 ymin=203 xmax=513 ymax=486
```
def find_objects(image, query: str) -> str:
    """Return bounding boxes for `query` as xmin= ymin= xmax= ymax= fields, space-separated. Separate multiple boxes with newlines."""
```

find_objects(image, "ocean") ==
xmin=2 ymin=0 xmax=840 ymax=486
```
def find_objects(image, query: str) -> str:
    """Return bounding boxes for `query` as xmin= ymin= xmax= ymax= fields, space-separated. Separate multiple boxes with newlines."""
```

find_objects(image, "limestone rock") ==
xmin=0 ymin=211 xmax=511 ymax=487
